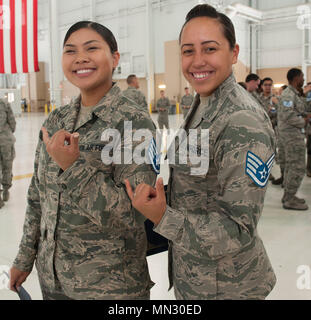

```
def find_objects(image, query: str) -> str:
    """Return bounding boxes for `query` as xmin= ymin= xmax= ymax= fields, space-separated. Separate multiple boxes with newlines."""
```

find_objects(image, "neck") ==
xmin=80 ymin=82 xmax=113 ymax=107
xmin=290 ymin=82 xmax=298 ymax=91
xmin=263 ymin=92 xmax=271 ymax=97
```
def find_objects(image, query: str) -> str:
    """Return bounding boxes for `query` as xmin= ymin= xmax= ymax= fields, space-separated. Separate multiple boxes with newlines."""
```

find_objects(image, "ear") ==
xmin=232 ymin=44 xmax=239 ymax=65
xmin=112 ymin=51 xmax=120 ymax=69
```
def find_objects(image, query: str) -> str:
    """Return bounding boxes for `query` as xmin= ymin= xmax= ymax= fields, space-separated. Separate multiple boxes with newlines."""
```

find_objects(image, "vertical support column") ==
xmin=250 ymin=23 xmax=258 ymax=74
xmin=302 ymin=28 xmax=308 ymax=79
xmin=48 ymin=0 xmax=62 ymax=108
xmin=90 ymin=0 xmax=96 ymax=21
xmin=145 ymin=0 xmax=155 ymax=110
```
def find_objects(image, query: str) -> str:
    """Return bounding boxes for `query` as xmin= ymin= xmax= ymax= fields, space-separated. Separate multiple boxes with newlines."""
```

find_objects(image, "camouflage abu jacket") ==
xmin=277 ymin=85 xmax=306 ymax=141
xmin=13 ymin=84 xmax=157 ymax=299
xmin=0 ymin=98 xmax=16 ymax=146
xmin=122 ymin=86 xmax=148 ymax=111
xmin=154 ymin=73 xmax=277 ymax=300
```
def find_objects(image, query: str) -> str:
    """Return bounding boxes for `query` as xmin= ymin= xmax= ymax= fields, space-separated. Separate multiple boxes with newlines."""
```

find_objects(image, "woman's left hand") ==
xmin=125 ymin=178 xmax=167 ymax=226
xmin=41 ymin=127 xmax=80 ymax=171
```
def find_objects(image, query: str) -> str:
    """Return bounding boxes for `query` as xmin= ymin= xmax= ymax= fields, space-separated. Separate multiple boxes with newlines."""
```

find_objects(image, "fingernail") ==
xmin=73 ymin=133 xmax=79 ymax=138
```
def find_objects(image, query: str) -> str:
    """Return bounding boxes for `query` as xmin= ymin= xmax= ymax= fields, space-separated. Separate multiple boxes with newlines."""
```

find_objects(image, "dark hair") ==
xmin=63 ymin=21 xmax=118 ymax=53
xmin=287 ymin=68 xmax=302 ymax=83
xmin=281 ymin=85 xmax=288 ymax=90
xmin=184 ymin=87 xmax=189 ymax=90
xmin=127 ymin=74 xmax=137 ymax=85
xmin=238 ymin=81 xmax=247 ymax=90
xmin=179 ymin=4 xmax=236 ymax=50
xmin=245 ymin=73 xmax=260 ymax=83
xmin=262 ymin=77 xmax=273 ymax=84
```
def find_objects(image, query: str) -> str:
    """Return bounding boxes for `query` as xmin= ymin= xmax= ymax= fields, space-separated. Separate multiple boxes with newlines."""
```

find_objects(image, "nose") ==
xmin=74 ymin=52 xmax=90 ymax=64
xmin=192 ymin=51 xmax=206 ymax=68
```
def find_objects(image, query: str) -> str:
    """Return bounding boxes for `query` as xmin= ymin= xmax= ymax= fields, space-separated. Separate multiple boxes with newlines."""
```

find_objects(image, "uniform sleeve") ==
xmin=279 ymin=97 xmax=305 ymax=128
xmin=141 ymin=93 xmax=148 ymax=110
xmin=166 ymin=98 xmax=171 ymax=107
xmin=6 ymin=102 xmax=16 ymax=133
xmin=13 ymin=135 xmax=42 ymax=272
xmin=180 ymin=97 xmax=185 ymax=108
xmin=156 ymin=99 xmax=160 ymax=110
xmin=155 ymin=110 xmax=276 ymax=260
xmin=57 ymin=119 xmax=157 ymax=231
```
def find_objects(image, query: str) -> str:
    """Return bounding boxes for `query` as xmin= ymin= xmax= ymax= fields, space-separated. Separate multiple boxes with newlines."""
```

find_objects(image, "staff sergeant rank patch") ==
xmin=283 ymin=100 xmax=293 ymax=108
xmin=148 ymin=137 xmax=160 ymax=175
xmin=245 ymin=151 xmax=275 ymax=188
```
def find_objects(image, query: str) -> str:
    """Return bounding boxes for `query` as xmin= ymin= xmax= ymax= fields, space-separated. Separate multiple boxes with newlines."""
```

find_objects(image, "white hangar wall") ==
xmin=19 ymin=0 xmax=310 ymax=109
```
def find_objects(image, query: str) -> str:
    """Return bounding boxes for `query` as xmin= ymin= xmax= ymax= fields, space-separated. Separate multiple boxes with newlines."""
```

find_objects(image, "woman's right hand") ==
xmin=9 ymin=267 xmax=30 ymax=292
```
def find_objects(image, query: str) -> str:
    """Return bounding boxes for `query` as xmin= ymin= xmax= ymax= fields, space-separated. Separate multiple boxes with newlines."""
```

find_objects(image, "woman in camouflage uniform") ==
xmin=126 ymin=4 xmax=276 ymax=300
xmin=10 ymin=22 xmax=156 ymax=300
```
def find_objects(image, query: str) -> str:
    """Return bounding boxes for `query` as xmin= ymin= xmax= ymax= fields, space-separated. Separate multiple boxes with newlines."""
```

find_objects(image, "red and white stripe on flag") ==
xmin=0 ymin=0 xmax=39 ymax=74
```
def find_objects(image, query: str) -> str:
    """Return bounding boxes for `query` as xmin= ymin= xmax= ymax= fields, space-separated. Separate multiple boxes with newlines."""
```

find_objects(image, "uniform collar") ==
xmin=288 ymin=85 xmax=300 ymax=96
xmin=183 ymin=72 xmax=236 ymax=130
xmin=64 ymin=83 xmax=122 ymax=132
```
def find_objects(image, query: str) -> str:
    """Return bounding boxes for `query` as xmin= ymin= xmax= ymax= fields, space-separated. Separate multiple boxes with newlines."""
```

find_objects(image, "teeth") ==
xmin=193 ymin=72 xmax=211 ymax=79
xmin=76 ymin=69 xmax=94 ymax=74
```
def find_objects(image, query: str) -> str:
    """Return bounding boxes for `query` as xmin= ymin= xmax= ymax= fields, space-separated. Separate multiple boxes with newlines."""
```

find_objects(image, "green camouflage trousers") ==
xmin=275 ymin=128 xmax=285 ymax=171
xmin=0 ymin=144 xmax=15 ymax=189
xmin=158 ymin=113 xmax=169 ymax=129
xmin=283 ymin=138 xmax=306 ymax=196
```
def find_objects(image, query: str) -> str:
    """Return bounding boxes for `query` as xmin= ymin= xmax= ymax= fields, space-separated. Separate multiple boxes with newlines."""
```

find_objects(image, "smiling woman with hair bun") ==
xmin=10 ymin=21 xmax=157 ymax=300
xmin=126 ymin=4 xmax=277 ymax=300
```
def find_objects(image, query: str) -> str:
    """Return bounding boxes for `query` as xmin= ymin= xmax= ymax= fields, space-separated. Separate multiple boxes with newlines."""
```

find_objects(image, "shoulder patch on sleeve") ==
xmin=283 ymin=100 xmax=293 ymax=108
xmin=245 ymin=151 xmax=275 ymax=188
xmin=148 ymin=137 xmax=160 ymax=175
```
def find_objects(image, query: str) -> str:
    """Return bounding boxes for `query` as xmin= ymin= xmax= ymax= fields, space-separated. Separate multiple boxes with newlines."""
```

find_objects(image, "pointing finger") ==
xmin=41 ymin=127 xmax=50 ymax=146
xmin=124 ymin=179 xmax=134 ymax=201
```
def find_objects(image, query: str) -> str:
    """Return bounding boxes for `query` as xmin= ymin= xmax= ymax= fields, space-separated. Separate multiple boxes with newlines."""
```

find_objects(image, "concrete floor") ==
xmin=0 ymin=112 xmax=310 ymax=300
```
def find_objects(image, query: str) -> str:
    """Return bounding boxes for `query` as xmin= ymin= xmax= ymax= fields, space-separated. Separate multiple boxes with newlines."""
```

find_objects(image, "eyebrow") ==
xmin=181 ymin=40 xmax=220 ymax=49
xmin=64 ymin=40 xmax=100 ymax=47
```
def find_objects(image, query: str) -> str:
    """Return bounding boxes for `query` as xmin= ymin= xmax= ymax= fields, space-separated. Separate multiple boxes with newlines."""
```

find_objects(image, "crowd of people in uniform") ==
xmin=0 ymin=3 xmax=309 ymax=300
xmin=238 ymin=70 xmax=311 ymax=210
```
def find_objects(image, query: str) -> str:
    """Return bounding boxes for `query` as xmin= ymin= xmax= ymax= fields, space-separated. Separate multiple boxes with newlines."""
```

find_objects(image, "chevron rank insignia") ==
xmin=283 ymin=100 xmax=293 ymax=108
xmin=148 ymin=137 xmax=160 ymax=175
xmin=245 ymin=151 xmax=275 ymax=188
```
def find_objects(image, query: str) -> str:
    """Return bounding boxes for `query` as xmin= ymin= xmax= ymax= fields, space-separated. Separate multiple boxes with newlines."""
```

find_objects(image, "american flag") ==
xmin=0 ymin=0 xmax=39 ymax=74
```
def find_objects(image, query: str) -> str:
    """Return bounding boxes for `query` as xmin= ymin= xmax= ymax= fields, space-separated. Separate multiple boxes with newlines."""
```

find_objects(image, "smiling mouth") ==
xmin=191 ymin=71 xmax=214 ymax=81
xmin=73 ymin=68 xmax=97 ymax=77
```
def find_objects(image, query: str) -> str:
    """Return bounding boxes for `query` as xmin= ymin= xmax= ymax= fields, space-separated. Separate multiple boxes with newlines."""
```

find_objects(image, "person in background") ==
xmin=126 ymin=4 xmax=276 ymax=300
xmin=0 ymin=98 xmax=16 ymax=208
xmin=156 ymin=90 xmax=170 ymax=129
xmin=123 ymin=74 xmax=148 ymax=111
xmin=10 ymin=21 xmax=156 ymax=300
xmin=303 ymin=82 xmax=311 ymax=177
xmin=180 ymin=87 xmax=194 ymax=118
xmin=238 ymin=81 xmax=247 ymax=90
xmin=245 ymin=73 xmax=261 ymax=102
xmin=278 ymin=68 xmax=310 ymax=210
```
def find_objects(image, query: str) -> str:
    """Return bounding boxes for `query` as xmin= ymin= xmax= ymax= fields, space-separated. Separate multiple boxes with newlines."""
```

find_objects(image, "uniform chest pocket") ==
xmin=79 ymin=143 xmax=113 ymax=174
xmin=169 ymin=127 xmax=212 ymax=177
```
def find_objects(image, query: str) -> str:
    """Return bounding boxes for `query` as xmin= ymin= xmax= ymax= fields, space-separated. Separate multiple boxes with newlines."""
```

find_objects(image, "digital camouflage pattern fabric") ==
xmin=154 ymin=73 xmax=277 ymax=300
xmin=180 ymin=94 xmax=194 ymax=118
xmin=13 ymin=84 xmax=157 ymax=300
xmin=156 ymin=97 xmax=170 ymax=129
xmin=122 ymin=86 xmax=148 ymax=111
xmin=277 ymin=85 xmax=306 ymax=198
xmin=0 ymin=99 xmax=16 ymax=191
